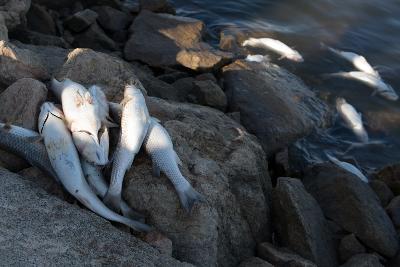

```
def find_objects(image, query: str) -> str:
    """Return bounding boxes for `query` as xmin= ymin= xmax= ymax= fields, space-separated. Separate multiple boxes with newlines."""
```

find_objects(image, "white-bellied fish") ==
xmin=325 ymin=153 xmax=368 ymax=183
xmin=38 ymin=102 xmax=151 ymax=232
xmin=104 ymin=82 xmax=150 ymax=213
xmin=245 ymin=54 xmax=267 ymax=63
xmin=336 ymin=98 xmax=369 ymax=143
xmin=242 ymin=37 xmax=304 ymax=62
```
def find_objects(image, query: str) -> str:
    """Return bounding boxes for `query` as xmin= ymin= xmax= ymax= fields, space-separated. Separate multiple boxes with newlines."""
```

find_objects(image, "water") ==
xmin=172 ymin=0 xmax=400 ymax=174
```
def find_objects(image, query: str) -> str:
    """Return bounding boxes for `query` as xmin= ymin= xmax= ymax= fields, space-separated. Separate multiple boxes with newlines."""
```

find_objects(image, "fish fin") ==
xmin=103 ymin=191 xmax=122 ymax=213
xmin=174 ymin=151 xmax=183 ymax=166
xmin=177 ymin=185 xmax=206 ymax=214
xmin=120 ymin=201 xmax=146 ymax=222
xmin=152 ymin=162 xmax=161 ymax=177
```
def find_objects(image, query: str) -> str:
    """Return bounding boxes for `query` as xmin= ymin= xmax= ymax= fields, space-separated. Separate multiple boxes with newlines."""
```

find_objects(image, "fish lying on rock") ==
xmin=242 ymin=37 xmax=304 ymax=62
xmin=50 ymin=78 xmax=107 ymax=165
xmin=38 ymin=102 xmax=151 ymax=232
xmin=88 ymin=85 xmax=117 ymax=127
xmin=104 ymin=82 xmax=150 ymax=213
xmin=245 ymin=54 xmax=267 ymax=63
xmin=325 ymin=153 xmax=369 ymax=183
xmin=336 ymin=98 xmax=369 ymax=143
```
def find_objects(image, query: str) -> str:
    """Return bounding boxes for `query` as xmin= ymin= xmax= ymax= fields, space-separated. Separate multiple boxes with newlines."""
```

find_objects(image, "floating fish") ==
xmin=245 ymin=54 xmax=267 ymax=63
xmin=325 ymin=153 xmax=369 ymax=183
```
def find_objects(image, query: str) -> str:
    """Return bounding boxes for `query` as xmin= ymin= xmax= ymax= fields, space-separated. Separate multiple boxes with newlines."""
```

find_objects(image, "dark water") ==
xmin=172 ymin=0 xmax=400 ymax=174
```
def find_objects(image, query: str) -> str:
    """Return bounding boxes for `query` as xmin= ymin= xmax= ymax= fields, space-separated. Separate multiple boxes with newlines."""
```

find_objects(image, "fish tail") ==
xmin=177 ymin=185 xmax=206 ymax=214
xmin=103 ymin=190 xmax=122 ymax=213
xmin=120 ymin=200 xmax=146 ymax=222
xmin=120 ymin=216 xmax=152 ymax=232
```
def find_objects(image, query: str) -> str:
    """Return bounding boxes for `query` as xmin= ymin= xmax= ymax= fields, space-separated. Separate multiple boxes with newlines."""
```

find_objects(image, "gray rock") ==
xmin=196 ymin=73 xmax=217 ymax=83
xmin=304 ymin=163 xmax=399 ymax=258
xmin=223 ymin=60 xmax=330 ymax=155
xmin=92 ymin=5 xmax=132 ymax=32
xmin=9 ymin=28 xmax=69 ymax=48
xmin=157 ymin=70 xmax=190 ymax=84
xmin=375 ymin=163 xmax=400 ymax=196
xmin=26 ymin=3 xmax=56 ymax=35
xmin=193 ymin=80 xmax=227 ymax=111
xmin=272 ymin=177 xmax=337 ymax=267
xmin=340 ymin=254 xmax=384 ymax=267
xmin=82 ymin=0 xmax=120 ymax=9
xmin=0 ymin=0 xmax=30 ymax=30
xmin=257 ymin=242 xmax=317 ymax=267
xmin=64 ymin=9 xmax=98 ymax=33
xmin=369 ymin=179 xmax=394 ymax=207
xmin=171 ymin=77 xmax=196 ymax=101
xmin=123 ymin=97 xmax=272 ymax=267
xmin=238 ymin=257 xmax=274 ymax=267
xmin=0 ymin=13 xmax=7 ymax=41
xmin=386 ymin=196 xmax=400 ymax=228
xmin=0 ymin=167 xmax=193 ymax=266
xmin=139 ymin=0 xmax=175 ymax=14
xmin=32 ymin=0 xmax=77 ymax=10
xmin=176 ymin=47 xmax=233 ymax=72
xmin=338 ymin=234 xmax=366 ymax=262
xmin=143 ymin=231 xmax=173 ymax=256
xmin=72 ymin=22 xmax=118 ymax=52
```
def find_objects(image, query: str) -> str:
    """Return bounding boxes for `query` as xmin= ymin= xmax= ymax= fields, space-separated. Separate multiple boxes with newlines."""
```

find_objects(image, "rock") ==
xmin=0 ymin=13 xmax=8 ymax=41
xmin=0 ymin=0 xmax=30 ymax=31
xmin=176 ymin=47 xmax=233 ymax=72
xmin=157 ymin=70 xmax=190 ymax=84
xmin=375 ymin=163 xmax=400 ymax=195
xmin=143 ymin=231 xmax=173 ymax=256
xmin=139 ymin=0 xmax=175 ymax=14
xmin=238 ymin=257 xmax=274 ymax=267
xmin=386 ymin=196 xmax=400 ymax=228
xmin=340 ymin=254 xmax=384 ymax=267
xmin=82 ymin=0 xmax=120 ymax=9
xmin=369 ymin=180 xmax=394 ymax=207
xmin=91 ymin=5 xmax=132 ymax=32
xmin=272 ymin=177 xmax=337 ymax=267
xmin=72 ymin=22 xmax=118 ymax=52
xmin=0 ymin=40 xmax=49 ymax=88
xmin=193 ymin=80 xmax=227 ymax=111
xmin=123 ymin=97 xmax=272 ymax=267
xmin=338 ymin=234 xmax=366 ymax=262
xmin=64 ymin=9 xmax=98 ymax=33
xmin=171 ymin=77 xmax=196 ymax=101
xmin=223 ymin=60 xmax=330 ymax=155
xmin=32 ymin=0 xmax=77 ymax=10
xmin=196 ymin=73 xmax=217 ymax=83
xmin=219 ymin=31 xmax=240 ymax=52
xmin=257 ymin=242 xmax=317 ymax=267
xmin=304 ymin=163 xmax=399 ymax=257
xmin=26 ymin=3 xmax=56 ymax=35
xmin=226 ymin=111 xmax=240 ymax=124
xmin=0 ymin=167 xmax=193 ymax=266
xmin=9 ymin=28 xmax=69 ymax=48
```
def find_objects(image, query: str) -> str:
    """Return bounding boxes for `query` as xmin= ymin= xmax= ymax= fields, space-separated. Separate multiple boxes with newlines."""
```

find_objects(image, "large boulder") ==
xmin=386 ymin=196 xmax=400 ymax=228
xmin=9 ymin=28 xmax=69 ymax=48
xmin=369 ymin=179 xmax=394 ymax=207
xmin=304 ymin=163 xmax=399 ymax=257
xmin=72 ymin=22 xmax=118 ymax=52
xmin=139 ymin=0 xmax=175 ymax=14
xmin=26 ymin=3 xmax=56 ymax=35
xmin=223 ymin=60 xmax=330 ymax=155
xmin=123 ymin=97 xmax=272 ymax=267
xmin=124 ymin=11 xmax=232 ymax=71
xmin=338 ymin=234 xmax=366 ymax=263
xmin=0 ymin=0 xmax=31 ymax=30
xmin=340 ymin=254 xmax=384 ymax=267
xmin=272 ymin=177 xmax=337 ymax=267
xmin=0 ymin=167 xmax=193 ymax=266
xmin=375 ymin=163 xmax=400 ymax=195
xmin=64 ymin=9 xmax=98 ymax=33
xmin=91 ymin=5 xmax=132 ymax=33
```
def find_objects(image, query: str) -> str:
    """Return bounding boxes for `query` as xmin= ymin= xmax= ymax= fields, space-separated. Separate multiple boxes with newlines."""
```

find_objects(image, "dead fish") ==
xmin=325 ymin=153 xmax=368 ymax=183
xmin=88 ymin=85 xmax=118 ymax=127
xmin=242 ymin=37 xmax=304 ymax=62
xmin=38 ymin=102 xmax=151 ymax=232
xmin=245 ymin=54 xmax=267 ymax=63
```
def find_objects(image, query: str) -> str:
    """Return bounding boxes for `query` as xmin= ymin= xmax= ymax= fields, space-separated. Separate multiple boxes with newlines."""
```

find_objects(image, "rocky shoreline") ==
xmin=0 ymin=0 xmax=399 ymax=266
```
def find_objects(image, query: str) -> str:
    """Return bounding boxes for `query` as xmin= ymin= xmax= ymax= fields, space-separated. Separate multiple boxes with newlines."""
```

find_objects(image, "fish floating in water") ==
xmin=38 ymin=102 xmax=151 ymax=232
xmin=325 ymin=153 xmax=368 ymax=183
xmin=242 ymin=37 xmax=304 ymax=62
xmin=245 ymin=54 xmax=267 ymax=63
xmin=336 ymin=98 xmax=369 ymax=143
xmin=104 ymin=82 xmax=150 ymax=213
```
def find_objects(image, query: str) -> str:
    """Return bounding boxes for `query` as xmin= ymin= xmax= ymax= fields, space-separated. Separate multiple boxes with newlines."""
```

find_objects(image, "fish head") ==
xmin=38 ymin=102 xmax=65 ymax=133
xmin=286 ymin=53 xmax=304 ymax=62
xmin=72 ymin=131 xmax=108 ymax=165
xmin=380 ymin=85 xmax=399 ymax=101
xmin=124 ymin=82 xmax=145 ymax=98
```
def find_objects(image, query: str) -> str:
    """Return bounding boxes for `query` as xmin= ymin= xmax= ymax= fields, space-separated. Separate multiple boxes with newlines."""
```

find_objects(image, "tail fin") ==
xmin=177 ymin=185 xmax=206 ymax=214
xmin=120 ymin=201 xmax=146 ymax=223
xmin=120 ymin=216 xmax=152 ymax=232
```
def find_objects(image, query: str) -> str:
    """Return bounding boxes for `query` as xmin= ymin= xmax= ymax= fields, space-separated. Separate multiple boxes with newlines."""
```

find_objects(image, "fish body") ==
xmin=242 ymin=37 xmax=303 ymax=62
xmin=38 ymin=102 xmax=150 ymax=232
xmin=327 ymin=71 xmax=399 ymax=101
xmin=104 ymin=83 xmax=150 ymax=212
xmin=326 ymin=153 xmax=368 ymax=183
xmin=144 ymin=118 xmax=205 ymax=213
xmin=336 ymin=98 xmax=368 ymax=143
xmin=245 ymin=54 xmax=266 ymax=63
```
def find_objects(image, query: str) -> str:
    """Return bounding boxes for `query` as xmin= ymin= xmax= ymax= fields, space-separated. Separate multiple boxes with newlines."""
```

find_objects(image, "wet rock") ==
xmin=257 ymin=242 xmax=317 ymax=267
xmin=72 ymin=22 xmax=118 ymax=52
xmin=220 ymin=31 xmax=240 ymax=52
xmin=0 ymin=40 xmax=49 ymax=87
xmin=223 ymin=60 xmax=330 ymax=155
xmin=386 ymin=196 xmax=400 ymax=228
xmin=26 ymin=4 xmax=56 ymax=35
xmin=0 ymin=167 xmax=193 ymax=266
xmin=64 ymin=9 xmax=98 ymax=33
xmin=176 ymin=47 xmax=233 ymax=72
xmin=238 ymin=257 xmax=274 ymax=267
xmin=193 ymin=80 xmax=227 ymax=111
xmin=139 ymin=0 xmax=175 ymax=14
xmin=0 ymin=13 xmax=8 ymax=41
xmin=91 ymin=5 xmax=132 ymax=32
xmin=0 ymin=0 xmax=30 ymax=31
xmin=375 ymin=163 xmax=400 ymax=195
xmin=9 ymin=28 xmax=69 ymax=48
xmin=143 ymin=231 xmax=173 ymax=256
xmin=124 ymin=97 xmax=272 ymax=267
xmin=369 ymin=179 xmax=394 ymax=207
xmin=338 ymin=234 xmax=366 ymax=263
xmin=340 ymin=254 xmax=384 ymax=267
xmin=272 ymin=177 xmax=337 ymax=267
xmin=304 ymin=163 xmax=399 ymax=257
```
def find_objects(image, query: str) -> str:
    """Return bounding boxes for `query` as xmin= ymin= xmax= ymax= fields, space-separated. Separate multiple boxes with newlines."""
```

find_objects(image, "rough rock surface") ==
xmin=176 ymin=47 xmax=233 ymax=72
xmin=257 ymin=242 xmax=317 ymax=267
xmin=92 ymin=5 xmax=132 ymax=32
xmin=375 ymin=163 xmax=400 ymax=195
xmin=0 ymin=13 xmax=7 ymax=41
xmin=64 ymin=9 xmax=98 ymax=33
xmin=123 ymin=97 xmax=272 ymax=267
xmin=338 ymin=234 xmax=366 ymax=263
xmin=369 ymin=179 xmax=394 ymax=207
xmin=139 ymin=0 xmax=176 ymax=14
xmin=223 ymin=60 xmax=330 ymax=155
xmin=386 ymin=196 xmax=400 ymax=228
xmin=340 ymin=254 xmax=384 ymax=267
xmin=72 ymin=22 xmax=117 ymax=51
xmin=0 ymin=168 xmax=193 ymax=266
xmin=272 ymin=177 xmax=337 ymax=267
xmin=0 ymin=0 xmax=31 ymax=30
xmin=304 ymin=163 xmax=399 ymax=258
xmin=9 ymin=28 xmax=69 ymax=48
xmin=238 ymin=257 xmax=274 ymax=267
xmin=143 ymin=231 xmax=173 ymax=256
xmin=193 ymin=80 xmax=227 ymax=111
xmin=26 ymin=3 xmax=56 ymax=35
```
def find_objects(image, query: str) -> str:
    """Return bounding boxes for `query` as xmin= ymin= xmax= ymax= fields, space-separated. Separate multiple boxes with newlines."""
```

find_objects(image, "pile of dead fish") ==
xmin=0 ymin=78 xmax=204 ymax=232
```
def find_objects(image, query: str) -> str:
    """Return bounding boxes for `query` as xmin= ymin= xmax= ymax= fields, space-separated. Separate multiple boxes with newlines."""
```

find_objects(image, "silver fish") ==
xmin=326 ymin=153 xmax=368 ymax=183
xmin=88 ymin=85 xmax=117 ymax=128
xmin=336 ymin=98 xmax=369 ymax=143
xmin=144 ymin=118 xmax=205 ymax=213
xmin=104 ymin=82 xmax=150 ymax=212
xmin=38 ymin=102 xmax=151 ymax=232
